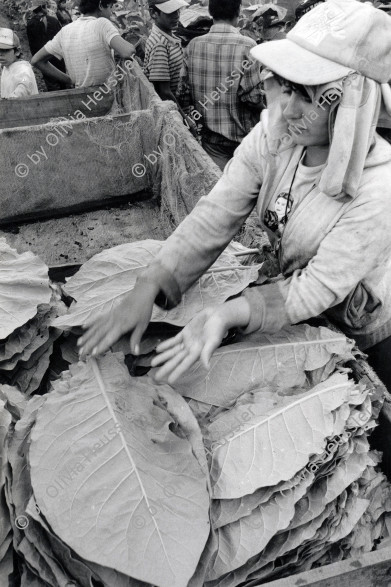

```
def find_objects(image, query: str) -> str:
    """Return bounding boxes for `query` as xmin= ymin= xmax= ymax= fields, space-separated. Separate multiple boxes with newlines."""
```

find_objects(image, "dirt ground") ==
xmin=0 ymin=200 xmax=167 ymax=266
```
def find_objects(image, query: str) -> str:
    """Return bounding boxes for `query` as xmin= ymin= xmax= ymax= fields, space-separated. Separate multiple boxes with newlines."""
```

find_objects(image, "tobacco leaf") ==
xmin=52 ymin=240 xmax=260 ymax=329
xmin=0 ymin=399 xmax=12 ymax=579
xmin=287 ymin=438 xmax=370 ymax=531
xmin=165 ymin=325 xmax=355 ymax=408
xmin=0 ymin=239 xmax=51 ymax=340
xmin=208 ymin=373 xmax=359 ymax=499
xmin=29 ymin=354 xmax=210 ymax=587
xmin=0 ymin=301 xmax=65 ymax=371
xmin=208 ymin=477 xmax=313 ymax=579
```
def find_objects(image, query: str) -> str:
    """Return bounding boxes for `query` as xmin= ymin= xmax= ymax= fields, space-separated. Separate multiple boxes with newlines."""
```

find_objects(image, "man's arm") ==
xmin=154 ymin=80 xmax=198 ymax=136
xmin=31 ymin=47 xmax=72 ymax=85
xmin=176 ymin=49 xmax=192 ymax=112
xmin=110 ymin=35 xmax=136 ymax=59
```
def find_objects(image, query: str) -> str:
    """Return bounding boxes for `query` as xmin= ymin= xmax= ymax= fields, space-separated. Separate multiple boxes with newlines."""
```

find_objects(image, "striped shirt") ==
xmin=45 ymin=16 xmax=119 ymax=87
xmin=177 ymin=24 xmax=264 ymax=144
xmin=144 ymin=24 xmax=183 ymax=94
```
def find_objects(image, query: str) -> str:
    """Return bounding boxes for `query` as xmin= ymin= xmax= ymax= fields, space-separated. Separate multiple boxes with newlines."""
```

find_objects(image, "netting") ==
xmin=0 ymin=61 xmax=222 ymax=229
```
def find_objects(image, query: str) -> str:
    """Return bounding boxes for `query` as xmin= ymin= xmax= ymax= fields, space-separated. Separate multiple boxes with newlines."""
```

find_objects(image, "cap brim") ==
xmin=0 ymin=43 xmax=13 ymax=49
xmin=251 ymin=38 xmax=353 ymax=85
xmin=157 ymin=0 xmax=188 ymax=14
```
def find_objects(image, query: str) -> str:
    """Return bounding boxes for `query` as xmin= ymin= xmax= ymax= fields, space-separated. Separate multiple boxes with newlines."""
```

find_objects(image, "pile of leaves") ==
xmin=0 ymin=239 xmax=65 ymax=397
xmin=1 ymin=238 xmax=391 ymax=586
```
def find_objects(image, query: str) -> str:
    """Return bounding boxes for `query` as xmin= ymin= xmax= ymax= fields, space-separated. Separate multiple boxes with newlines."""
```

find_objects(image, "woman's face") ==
xmin=280 ymin=85 xmax=331 ymax=147
xmin=0 ymin=48 xmax=17 ymax=67
xmin=275 ymin=196 xmax=288 ymax=218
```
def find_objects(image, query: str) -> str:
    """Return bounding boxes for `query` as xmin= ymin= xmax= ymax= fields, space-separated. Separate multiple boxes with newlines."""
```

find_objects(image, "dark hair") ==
xmin=78 ymin=0 xmax=114 ymax=14
xmin=209 ymin=0 xmax=241 ymax=21
xmin=273 ymin=73 xmax=312 ymax=102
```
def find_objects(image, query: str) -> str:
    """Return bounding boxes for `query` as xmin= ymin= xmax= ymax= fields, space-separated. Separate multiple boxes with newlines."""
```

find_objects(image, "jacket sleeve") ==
xmin=241 ymin=171 xmax=391 ymax=334
xmin=150 ymin=122 xmax=266 ymax=300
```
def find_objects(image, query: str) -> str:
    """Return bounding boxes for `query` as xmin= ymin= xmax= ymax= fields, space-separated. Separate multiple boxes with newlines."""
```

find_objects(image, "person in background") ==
xmin=177 ymin=0 xmax=264 ymax=171
xmin=31 ymin=0 xmax=136 ymax=88
xmin=56 ymin=0 xmax=72 ymax=26
xmin=0 ymin=28 xmax=38 ymax=98
xmin=144 ymin=0 xmax=198 ymax=137
xmin=26 ymin=0 xmax=67 ymax=91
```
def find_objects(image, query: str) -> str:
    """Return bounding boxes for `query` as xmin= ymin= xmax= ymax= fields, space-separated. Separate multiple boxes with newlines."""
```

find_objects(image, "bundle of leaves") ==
xmin=0 ymin=240 xmax=66 ymax=397
xmin=2 ymin=238 xmax=391 ymax=585
xmin=3 ymin=346 xmax=391 ymax=586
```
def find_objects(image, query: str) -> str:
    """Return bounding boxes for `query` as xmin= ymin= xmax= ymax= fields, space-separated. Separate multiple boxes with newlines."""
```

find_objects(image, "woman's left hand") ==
xmin=151 ymin=298 xmax=251 ymax=384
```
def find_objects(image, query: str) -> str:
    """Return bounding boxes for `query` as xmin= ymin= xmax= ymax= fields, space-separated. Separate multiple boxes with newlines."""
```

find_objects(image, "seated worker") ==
xmin=0 ymin=28 xmax=38 ymax=98
xmin=31 ymin=0 xmax=136 ymax=88
xmin=177 ymin=0 xmax=264 ymax=171
xmin=78 ymin=0 xmax=391 ymax=402
xmin=144 ymin=0 xmax=198 ymax=137
xmin=26 ymin=0 xmax=67 ymax=91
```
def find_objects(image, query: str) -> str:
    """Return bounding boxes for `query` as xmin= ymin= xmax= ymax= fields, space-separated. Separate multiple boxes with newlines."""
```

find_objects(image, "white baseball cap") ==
xmin=0 ymin=28 xmax=20 ymax=50
xmin=148 ymin=0 xmax=188 ymax=14
xmin=251 ymin=0 xmax=391 ymax=85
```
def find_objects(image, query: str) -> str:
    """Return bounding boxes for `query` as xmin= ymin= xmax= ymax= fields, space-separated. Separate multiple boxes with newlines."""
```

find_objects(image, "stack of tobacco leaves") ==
xmin=0 ymin=239 xmax=66 ymax=396
xmin=2 ymin=331 xmax=391 ymax=587
xmin=2 ymin=238 xmax=391 ymax=586
xmin=164 ymin=332 xmax=391 ymax=586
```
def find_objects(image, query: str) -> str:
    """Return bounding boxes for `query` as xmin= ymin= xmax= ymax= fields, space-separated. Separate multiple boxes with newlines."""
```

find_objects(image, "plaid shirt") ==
xmin=177 ymin=24 xmax=264 ymax=144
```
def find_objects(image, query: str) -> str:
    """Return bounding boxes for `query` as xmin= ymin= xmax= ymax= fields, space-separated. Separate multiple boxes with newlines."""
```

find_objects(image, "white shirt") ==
xmin=45 ymin=16 xmax=119 ymax=87
xmin=0 ymin=60 xmax=38 ymax=98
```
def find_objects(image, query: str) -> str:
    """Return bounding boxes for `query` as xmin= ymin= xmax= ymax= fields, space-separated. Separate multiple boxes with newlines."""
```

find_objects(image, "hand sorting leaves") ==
xmin=77 ymin=280 xmax=159 ymax=358
xmin=151 ymin=298 xmax=251 ymax=383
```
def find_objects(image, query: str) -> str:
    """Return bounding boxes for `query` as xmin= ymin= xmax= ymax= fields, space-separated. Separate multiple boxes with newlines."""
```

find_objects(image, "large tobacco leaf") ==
xmin=0 ymin=239 xmax=51 ymax=340
xmin=209 ymin=373 xmax=360 ymax=499
xmin=29 ymin=354 xmax=210 ymax=587
xmin=211 ymin=429 xmax=362 ymax=530
xmin=166 ymin=325 xmax=355 ymax=408
xmin=53 ymin=240 xmax=260 ymax=330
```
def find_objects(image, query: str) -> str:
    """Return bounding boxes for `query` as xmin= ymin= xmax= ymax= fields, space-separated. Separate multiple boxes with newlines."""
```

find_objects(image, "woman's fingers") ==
xmin=153 ymin=348 xmax=189 ymax=381
xmin=200 ymin=324 xmax=227 ymax=369
xmin=155 ymin=332 xmax=183 ymax=353
xmin=78 ymin=318 xmax=125 ymax=358
xmin=151 ymin=341 xmax=184 ymax=367
xmin=165 ymin=352 xmax=201 ymax=384
xmin=130 ymin=321 xmax=149 ymax=355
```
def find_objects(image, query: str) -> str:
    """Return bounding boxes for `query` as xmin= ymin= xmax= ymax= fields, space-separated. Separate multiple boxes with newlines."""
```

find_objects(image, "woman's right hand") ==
xmin=151 ymin=297 xmax=251 ymax=384
xmin=77 ymin=279 xmax=159 ymax=359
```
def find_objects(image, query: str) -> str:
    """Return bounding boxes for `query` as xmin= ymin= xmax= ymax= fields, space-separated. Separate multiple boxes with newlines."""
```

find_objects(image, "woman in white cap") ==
xmin=0 ymin=28 xmax=38 ymax=98
xmin=78 ymin=0 xmax=391 ymax=394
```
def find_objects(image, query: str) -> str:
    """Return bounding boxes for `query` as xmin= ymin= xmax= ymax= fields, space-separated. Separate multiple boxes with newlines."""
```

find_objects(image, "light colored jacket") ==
xmin=154 ymin=113 xmax=391 ymax=350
